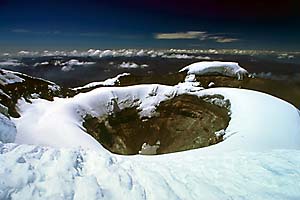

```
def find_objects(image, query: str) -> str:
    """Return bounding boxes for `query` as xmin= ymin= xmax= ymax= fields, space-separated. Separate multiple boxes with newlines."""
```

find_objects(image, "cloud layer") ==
xmin=155 ymin=31 xmax=239 ymax=43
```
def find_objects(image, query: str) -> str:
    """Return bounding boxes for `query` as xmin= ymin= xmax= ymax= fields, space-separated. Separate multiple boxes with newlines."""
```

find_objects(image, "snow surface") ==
xmin=0 ymin=69 xmax=25 ymax=85
xmin=73 ymin=73 xmax=130 ymax=90
xmin=208 ymin=82 xmax=215 ymax=87
xmin=0 ymin=113 xmax=17 ymax=143
xmin=179 ymin=61 xmax=249 ymax=80
xmin=0 ymin=69 xmax=61 ymax=91
xmin=0 ymin=143 xmax=300 ymax=200
xmin=199 ymin=88 xmax=300 ymax=152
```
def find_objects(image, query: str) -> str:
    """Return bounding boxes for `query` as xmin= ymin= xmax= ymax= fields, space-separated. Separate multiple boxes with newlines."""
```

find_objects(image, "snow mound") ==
xmin=179 ymin=61 xmax=249 ymax=80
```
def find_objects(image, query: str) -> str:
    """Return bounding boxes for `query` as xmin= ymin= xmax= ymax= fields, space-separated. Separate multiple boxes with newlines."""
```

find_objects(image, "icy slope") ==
xmin=0 ymin=113 xmax=16 ymax=143
xmin=0 ymin=143 xmax=300 ymax=200
xmin=179 ymin=61 xmax=249 ymax=80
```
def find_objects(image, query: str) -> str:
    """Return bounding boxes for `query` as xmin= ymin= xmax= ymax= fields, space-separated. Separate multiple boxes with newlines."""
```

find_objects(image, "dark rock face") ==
xmin=83 ymin=95 xmax=230 ymax=155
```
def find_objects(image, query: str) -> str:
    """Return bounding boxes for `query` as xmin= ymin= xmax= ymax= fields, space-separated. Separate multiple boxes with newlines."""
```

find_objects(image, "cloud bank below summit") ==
xmin=155 ymin=31 xmax=239 ymax=43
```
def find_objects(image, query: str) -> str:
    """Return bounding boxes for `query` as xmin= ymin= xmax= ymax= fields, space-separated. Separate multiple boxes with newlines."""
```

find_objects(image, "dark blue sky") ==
xmin=0 ymin=0 xmax=299 ymax=51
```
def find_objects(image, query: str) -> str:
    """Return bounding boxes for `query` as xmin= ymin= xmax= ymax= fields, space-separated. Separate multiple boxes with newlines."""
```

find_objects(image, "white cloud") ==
xmin=61 ymin=65 xmax=74 ymax=72
xmin=211 ymin=37 xmax=239 ymax=43
xmin=11 ymin=29 xmax=31 ymax=33
xmin=155 ymin=31 xmax=207 ymax=39
xmin=119 ymin=62 xmax=148 ymax=69
xmin=0 ymin=59 xmax=24 ymax=67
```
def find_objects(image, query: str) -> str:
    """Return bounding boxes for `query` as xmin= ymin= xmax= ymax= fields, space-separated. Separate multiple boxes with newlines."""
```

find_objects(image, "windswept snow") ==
xmin=179 ymin=61 xmax=249 ymax=80
xmin=0 ymin=143 xmax=300 ymax=200
xmin=73 ymin=73 xmax=130 ymax=90
xmin=0 ymin=69 xmax=25 ymax=85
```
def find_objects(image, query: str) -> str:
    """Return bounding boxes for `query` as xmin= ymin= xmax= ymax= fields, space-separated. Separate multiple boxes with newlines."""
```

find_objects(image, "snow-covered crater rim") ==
xmin=81 ymin=93 xmax=231 ymax=155
xmin=11 ymin=82 xmax=300 ymax=154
